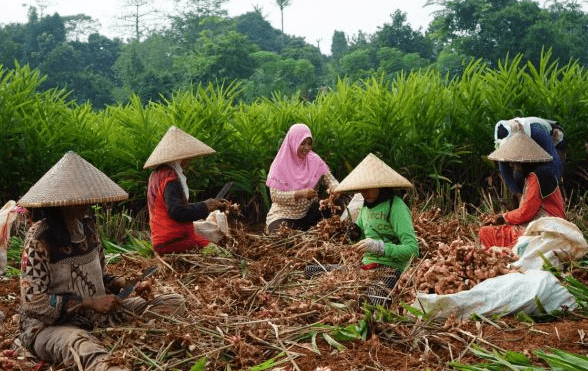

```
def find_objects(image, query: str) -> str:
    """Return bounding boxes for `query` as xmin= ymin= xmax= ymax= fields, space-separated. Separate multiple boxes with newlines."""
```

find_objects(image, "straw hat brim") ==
xmin=334 ymin=153 xmax=413 ymax=193
xmin=144 ymin=126 xmax=216 ymax=169
xmin=488 ymin=131 xmax=552 ymax=163
xmin=18 ymin=151 xmax=128 ymax=208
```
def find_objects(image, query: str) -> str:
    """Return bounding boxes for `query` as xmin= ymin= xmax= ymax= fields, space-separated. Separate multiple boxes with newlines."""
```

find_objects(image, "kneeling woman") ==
xmin=265 ymin=123 xmax=341 ymax=233
xmin=307 ymin=153 xmax=420 ymax=306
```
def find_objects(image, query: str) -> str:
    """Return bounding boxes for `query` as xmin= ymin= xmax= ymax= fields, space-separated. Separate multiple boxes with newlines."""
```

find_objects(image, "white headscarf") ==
xmin=169 ymin=160 xmax=190 ymax=201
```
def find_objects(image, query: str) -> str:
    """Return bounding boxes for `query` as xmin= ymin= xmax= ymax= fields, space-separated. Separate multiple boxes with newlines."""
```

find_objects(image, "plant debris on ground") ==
xmin=0 ymin=208 xmax=587 ymax=370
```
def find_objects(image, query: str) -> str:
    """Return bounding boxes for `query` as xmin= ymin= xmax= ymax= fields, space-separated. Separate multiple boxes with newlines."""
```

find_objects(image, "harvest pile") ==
xmin=0 ymin=207 xmax=586 ymax=370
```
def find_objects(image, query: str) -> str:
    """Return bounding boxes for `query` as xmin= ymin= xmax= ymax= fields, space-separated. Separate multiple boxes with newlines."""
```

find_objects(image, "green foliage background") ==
xmin=2 ymin=51 xmax=588 ymax=222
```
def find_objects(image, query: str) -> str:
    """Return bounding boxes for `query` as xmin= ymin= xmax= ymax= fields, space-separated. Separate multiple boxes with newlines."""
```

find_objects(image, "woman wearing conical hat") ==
xmin=479 ymin=124 xmax=566 ymax=249
xmin=494 ymin=117 xmax=566 ymax=194
xmin=305 ymin=154 xmax=419 ymax=306
xmin=265 ymin=123 xmax=343 ymax=233
xmin=16 ymin=151 xmax=185 ymax=371
xmin=144 ymin=126 xmax=229 ymax=254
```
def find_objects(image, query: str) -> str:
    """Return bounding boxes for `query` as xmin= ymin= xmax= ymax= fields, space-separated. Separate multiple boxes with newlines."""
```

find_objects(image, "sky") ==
xmin=0 ymin=0 xmax=442 ymax=55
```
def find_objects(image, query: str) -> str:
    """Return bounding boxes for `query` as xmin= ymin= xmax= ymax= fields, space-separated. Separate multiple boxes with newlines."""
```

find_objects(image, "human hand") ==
xmin=328 ymin=187 xmax=340 ymax=201
xmin=82 ymin=295 xmax=121 ymax=314
xmin=105 ymin=276 xmax=126 ymax=294
xmin=204 ymin=198 xmax=230 ymax=212
xmin=484 ymin=214 xmax=505 ymax=226
xmin=347 ymin=224 xmax=361 ymax=242
xmin=354 ymin=238 xmax=385 ymax=255
xmin=295 ymin=189 xmax=317 ymax=200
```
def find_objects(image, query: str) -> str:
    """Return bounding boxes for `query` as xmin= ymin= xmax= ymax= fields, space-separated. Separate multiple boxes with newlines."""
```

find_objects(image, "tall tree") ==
xmin=330 ymin=30 xmax=348 ymax=60
xmin=275 ymin=0 xmax=292 ymax=35
xmin=117 ymin=0 xmax=160 ymax=41
xmin=235 ymin=9 xmax=282 ymax=52
xmin=62 ymin=14 xmax=101 ymax=41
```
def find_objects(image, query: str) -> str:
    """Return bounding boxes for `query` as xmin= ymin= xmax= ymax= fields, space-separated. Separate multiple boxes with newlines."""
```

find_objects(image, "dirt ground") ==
xmin=0 ymin=209 xmax=587 ymax=371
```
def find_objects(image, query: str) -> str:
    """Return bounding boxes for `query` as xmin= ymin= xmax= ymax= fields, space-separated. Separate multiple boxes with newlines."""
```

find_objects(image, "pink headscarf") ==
xmin=266 ymin=123 xmax=330 ymax=191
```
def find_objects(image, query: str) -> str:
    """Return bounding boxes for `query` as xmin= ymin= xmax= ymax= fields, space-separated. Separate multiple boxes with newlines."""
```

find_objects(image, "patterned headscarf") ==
xmin=266 ymin=123 xmax=329 ymax=191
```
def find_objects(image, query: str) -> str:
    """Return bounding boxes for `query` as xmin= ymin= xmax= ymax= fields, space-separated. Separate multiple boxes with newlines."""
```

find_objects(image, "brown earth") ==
xmin=0 ymin=209 xmax=587 ymax=371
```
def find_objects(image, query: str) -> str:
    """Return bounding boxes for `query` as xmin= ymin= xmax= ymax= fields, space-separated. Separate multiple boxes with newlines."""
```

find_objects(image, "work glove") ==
xmin=355 ymin=238 xmax=385 ymax=256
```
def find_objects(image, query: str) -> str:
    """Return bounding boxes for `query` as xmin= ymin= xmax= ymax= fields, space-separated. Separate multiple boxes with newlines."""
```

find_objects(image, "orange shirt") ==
xmin=504 ymin=172 xmax=565 ymax=225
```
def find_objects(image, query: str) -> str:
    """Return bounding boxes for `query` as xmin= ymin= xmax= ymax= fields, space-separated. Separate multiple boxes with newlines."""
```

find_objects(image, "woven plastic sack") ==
xmin=341 ymin=193 xmax=364 ymax=223
xmin=193 ymin=210 xmax=229 ymax=243
xmin=512 ymin=217 xmax=588 ymax=271
xmin=0 ymin=200 xmax=19 ymax=274
xmin=411 ymin=270 xmax=576 ymax=320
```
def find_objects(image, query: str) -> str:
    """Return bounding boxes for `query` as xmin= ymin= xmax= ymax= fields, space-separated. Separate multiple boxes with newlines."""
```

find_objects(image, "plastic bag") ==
xmin=512 ymin=217 xmax=588 ymax=271
xmin=193 ymin=210 xmax=229 ymax=243
xmin=0 ymin=200 xmax=19 ymax=274
xmin=411 ymin=270 xmax=576 ymax=320
xmin=340 ymin=193 xmax=364 ymax=223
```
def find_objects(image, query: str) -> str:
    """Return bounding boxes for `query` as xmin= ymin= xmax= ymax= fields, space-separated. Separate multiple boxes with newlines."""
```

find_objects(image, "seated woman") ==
xmin=144 ymin=126 xmax=228 ymax=254
xmin=17 ymin=151 xmax=184 ymax=371
xmin=306 ymin=153 xmax=420 ymax=306
xmin=479 ymin=124 xmax=565 ymax=249
xmin=265 ymin=123 xmax=341 ymax=233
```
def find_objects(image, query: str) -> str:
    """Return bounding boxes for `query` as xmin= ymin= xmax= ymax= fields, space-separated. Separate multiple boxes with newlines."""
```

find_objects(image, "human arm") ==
xmin=358 ymin=198 xmax=419 ymax=264
xmin=384 ymin=198 xmax=419 ymax=263
xmin=164 ymin=180 xmax=211 ymax=222
xmin=322 ymin=172 xmax=339 ymax=196
xmin=503 ymin=173 xmax=542 ymax=225
xmin=270 ymin=187 xmax=316 ymax=206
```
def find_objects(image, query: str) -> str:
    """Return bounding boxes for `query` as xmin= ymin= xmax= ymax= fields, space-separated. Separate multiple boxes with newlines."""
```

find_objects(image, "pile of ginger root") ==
xmin=397 ymin=239 xmax=520 ymax=300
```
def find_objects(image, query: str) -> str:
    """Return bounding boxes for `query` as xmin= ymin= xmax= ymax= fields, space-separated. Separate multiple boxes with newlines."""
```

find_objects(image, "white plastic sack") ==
xmin=341 ymin=193 xmax=364 ymax=223
xmin=194 ymin=210 xmax=229 ymax=243
xmin=512 ymin=217 xmax=588 ymax=271
xmin=0 ymin=200 xmax=18 ymax=274
xmin=411 ymin=270 xmax=576 ymax=320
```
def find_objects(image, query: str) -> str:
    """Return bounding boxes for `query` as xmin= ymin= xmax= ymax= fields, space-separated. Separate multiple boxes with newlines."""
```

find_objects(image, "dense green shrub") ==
xmin=2 ymin=50 xmax=587 ymax=222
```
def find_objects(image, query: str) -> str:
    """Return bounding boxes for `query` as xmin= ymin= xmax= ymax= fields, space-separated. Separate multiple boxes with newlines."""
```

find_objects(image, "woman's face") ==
xmin=509 ymin=162 xmax=524 ymax=178
xmin=360 ymin=188 xmax=380 ymax=203
xmin=297 ymin=137 xmax=313 ymax=159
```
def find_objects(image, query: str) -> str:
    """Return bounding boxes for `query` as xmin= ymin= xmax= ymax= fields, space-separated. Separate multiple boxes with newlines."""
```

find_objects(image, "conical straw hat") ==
xmin=18 ymin=151 xmax=128 ymax=208
xmin=488 ymin=130 xmax=552 ymax=163
xmin=334 ymin=153 xmax=413 ymax=193
xmin=143 ymin=126 xmax=216 ymax=169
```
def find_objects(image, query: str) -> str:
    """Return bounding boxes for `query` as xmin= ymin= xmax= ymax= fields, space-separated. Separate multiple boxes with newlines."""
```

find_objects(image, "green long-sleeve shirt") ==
xmin=356 ymin=196 xmax=419 ymax=272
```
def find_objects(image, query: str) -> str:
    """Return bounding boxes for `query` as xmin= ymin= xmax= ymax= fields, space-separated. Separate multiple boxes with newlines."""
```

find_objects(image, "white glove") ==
xmin=355 ymin=238 xmax=385 ymax=256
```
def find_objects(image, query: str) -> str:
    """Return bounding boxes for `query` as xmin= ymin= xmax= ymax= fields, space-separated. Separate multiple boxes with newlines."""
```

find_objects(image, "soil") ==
xmin=0 ymin=209 xmax=587 ymax=371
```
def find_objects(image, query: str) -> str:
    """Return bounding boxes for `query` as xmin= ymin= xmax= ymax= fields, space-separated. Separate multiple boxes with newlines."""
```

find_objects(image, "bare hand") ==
xmin=484 ymin=214 xmax=505 ymax=226
xmin=328 ymin=187 xmax=340 ymax=200
xmin=106 ymin=276 xmax=126 ymax=294
xmin=295 ymin=189 xmax=317 ymax=200
xmin=83 ymin=295 xmax=121 ymax=314
xmin=204 ymin=198 xmax=229 ymax=212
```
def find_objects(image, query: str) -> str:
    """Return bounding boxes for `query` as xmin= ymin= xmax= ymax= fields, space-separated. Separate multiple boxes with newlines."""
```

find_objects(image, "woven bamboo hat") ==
xmin=487 ymin=124 xmax=552 ymax=163
xmin=18 ymin=151 xmax=128 ymax=208
xmin=334 ymin=153 xmax=413 ymax=193
xmin=143 ymin=126 xmax=216 ymax=169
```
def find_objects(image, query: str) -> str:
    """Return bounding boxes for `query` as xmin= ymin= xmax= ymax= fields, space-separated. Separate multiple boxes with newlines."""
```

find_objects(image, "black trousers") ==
xmin=267 ymin=201 xmax=332 ymax=233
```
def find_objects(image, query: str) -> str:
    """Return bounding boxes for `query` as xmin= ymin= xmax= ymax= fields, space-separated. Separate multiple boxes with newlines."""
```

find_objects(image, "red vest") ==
xmin=147 ymin=167 xmax=208 ymax=253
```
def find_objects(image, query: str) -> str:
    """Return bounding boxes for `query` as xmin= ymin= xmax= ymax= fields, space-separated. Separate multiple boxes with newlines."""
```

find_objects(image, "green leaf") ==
xmin=247 ymin=352 xmax=288 ymax=371
xmin=322 ymin=333 xmax=346 ymax=351
xmin=189 ymin=357 xmax=207 ymax=371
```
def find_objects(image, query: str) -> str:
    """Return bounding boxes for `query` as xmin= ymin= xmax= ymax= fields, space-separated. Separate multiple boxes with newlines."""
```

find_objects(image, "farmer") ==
xmin=306 ymin=153 xmax=419 ymax=305
xmin=145 ymin=126 xmax=229 ymax=254
xmin=494 ymin=117 xmax=566 ymax=192
xmin=479 ymin=123 xmax=566 ymax=249
xmin=16 ymin=151 xmax=185 ymax=371
xmin=265 ymin=123 xmax=342 ymax=234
